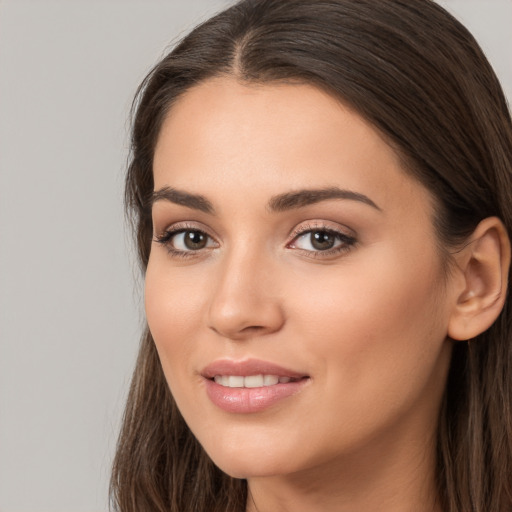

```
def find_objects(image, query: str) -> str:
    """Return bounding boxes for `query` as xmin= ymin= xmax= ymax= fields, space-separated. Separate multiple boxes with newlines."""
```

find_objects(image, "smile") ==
xmin=202 ymin=360 xmax=310 ymax=413
xmin=213 ymin=375 xmax=295 ymax=387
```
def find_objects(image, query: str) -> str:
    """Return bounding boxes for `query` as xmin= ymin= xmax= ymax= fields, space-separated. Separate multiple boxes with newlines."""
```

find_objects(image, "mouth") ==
xmin=211 ymin=374 xmax=304 ymax=388
xmin=201 ymin=359 xmax=310 ymax=413
xmin=201 ymin=358 xmax=309 ymax=383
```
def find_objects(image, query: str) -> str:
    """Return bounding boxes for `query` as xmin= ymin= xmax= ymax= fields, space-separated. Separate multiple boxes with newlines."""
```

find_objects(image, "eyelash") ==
xmin=153 ymin=222 xmax=357 ymax=259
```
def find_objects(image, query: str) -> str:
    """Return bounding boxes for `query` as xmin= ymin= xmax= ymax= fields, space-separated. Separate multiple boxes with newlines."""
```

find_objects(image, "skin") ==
xmin=145 ymin=77 xmax=460 ymax=512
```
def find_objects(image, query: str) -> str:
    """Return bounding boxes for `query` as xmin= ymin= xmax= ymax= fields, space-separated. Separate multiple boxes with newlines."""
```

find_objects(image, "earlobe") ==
xmin=448 ymin=217 xmax=511 ymax=341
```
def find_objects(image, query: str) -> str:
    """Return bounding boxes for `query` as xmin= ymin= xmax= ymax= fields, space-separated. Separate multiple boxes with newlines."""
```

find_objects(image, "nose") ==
xmin=207 ymin=248 xmax=285 ymax=340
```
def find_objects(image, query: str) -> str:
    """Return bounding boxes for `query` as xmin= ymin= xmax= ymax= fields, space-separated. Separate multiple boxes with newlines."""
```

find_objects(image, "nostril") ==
xmin=209 ymin=323 xmax=268 ymax=340
xmin=240 ymin=325 xmax=265 ymax=333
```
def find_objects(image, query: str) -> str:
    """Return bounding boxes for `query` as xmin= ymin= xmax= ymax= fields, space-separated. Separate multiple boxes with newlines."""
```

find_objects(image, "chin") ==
xmin=201 ymin=438 xmax=298 ymax=479
xmin=212 ymin=458 xmax=290 ymax=480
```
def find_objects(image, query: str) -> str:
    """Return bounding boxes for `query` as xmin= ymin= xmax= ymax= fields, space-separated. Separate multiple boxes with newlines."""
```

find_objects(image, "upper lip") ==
xmin=201 ymin=358 xmax=308 ymax=379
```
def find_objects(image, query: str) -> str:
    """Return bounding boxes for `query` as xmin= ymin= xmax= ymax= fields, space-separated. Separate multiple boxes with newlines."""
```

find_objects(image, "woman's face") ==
xmin=146 ymin=78 xmax=455 ymax=480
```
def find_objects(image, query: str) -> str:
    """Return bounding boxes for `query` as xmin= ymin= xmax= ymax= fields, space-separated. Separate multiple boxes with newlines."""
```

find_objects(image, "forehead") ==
xmin=155 ymin=78 xmax=383 ymax=167
xmin=153 ymin=77 xmax=434 ymax=221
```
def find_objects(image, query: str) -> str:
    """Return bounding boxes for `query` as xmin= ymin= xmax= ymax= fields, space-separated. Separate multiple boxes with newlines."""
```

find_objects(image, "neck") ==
xmin=246 ymin=424 xmax=442 ymax=512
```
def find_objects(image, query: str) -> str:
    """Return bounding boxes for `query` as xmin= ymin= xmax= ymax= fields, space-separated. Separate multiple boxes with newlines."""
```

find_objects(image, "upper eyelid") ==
xmin=288 ymin=227 xmax=356 ymax=246
xmin=157 ymin=220 xmax=352 ymax=233
xmin=288 ymin=220 xmax=355 ymax=239
xmin=155 ymin=220 xmax=218 ymax=239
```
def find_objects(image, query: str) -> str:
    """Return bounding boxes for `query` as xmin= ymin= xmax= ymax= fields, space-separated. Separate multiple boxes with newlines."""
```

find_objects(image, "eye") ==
xmin=295 ymin=230 xmax=339 ymax=251
xmin=172 ymin=230 xmax=211 ymax=251
xmin=154 ymin=227 xmax=217 ymax=256
xmin=288 ymin=226 xmax=356 ymax=256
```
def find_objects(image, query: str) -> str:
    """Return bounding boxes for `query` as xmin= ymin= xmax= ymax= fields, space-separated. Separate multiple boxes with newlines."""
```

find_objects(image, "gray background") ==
xmin=0 ymin=1 xmax=510 ymax=511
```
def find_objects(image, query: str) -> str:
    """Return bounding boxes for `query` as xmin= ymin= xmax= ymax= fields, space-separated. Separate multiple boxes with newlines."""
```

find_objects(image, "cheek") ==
xmin=288 ymin=244 xmax=449 ymax=403
xmin=144 ymin=259 xmax=207 ymax=386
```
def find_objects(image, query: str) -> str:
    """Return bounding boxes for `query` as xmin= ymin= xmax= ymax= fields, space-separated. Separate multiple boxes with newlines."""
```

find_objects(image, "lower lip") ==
xmin=204 ymin=378 xmax=309 ymax=413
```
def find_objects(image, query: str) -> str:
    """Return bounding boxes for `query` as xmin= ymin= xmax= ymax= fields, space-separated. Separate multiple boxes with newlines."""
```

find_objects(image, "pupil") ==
xmin=311 ymin=231 xmax=335 ymax=250
xmin=185 ymin=231 xmax=206 ymax=249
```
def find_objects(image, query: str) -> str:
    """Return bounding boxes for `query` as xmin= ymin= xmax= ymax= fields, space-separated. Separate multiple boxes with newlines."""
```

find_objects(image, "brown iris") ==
xmin=310 ymin=231 xmax=336 ymax=250
xmin=183 ymin=230 xmax=208 ymax=250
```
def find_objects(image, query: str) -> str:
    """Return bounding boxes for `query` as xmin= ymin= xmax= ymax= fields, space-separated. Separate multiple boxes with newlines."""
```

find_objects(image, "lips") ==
xmin=201 ymin=359 xmax=309 ymax=413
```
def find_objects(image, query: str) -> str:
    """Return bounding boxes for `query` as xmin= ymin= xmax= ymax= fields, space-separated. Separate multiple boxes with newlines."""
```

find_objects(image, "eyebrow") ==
xmin=151 ymin=186 xmax=214 ymax=214
xmin=267 ymin=187 xmax=381 ymax=212
xmin=151 ymin=185 xmax=381 ymax=214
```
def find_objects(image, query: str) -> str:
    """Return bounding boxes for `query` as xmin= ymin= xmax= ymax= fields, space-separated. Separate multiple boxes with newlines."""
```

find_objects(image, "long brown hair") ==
xmin=111 ymin=1 xmax=512 ymax=510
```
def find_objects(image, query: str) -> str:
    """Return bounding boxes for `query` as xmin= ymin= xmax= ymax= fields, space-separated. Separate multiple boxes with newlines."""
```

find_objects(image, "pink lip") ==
xmin=201 ymin=359 xmax=310 ymax=414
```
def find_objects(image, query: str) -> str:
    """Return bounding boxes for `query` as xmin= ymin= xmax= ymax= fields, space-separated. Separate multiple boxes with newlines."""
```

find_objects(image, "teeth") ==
xmin=245 ymin=375 xmax=264 ymax=388
xmin=264 ymin=375 xmax=279 ymax=386
xmin=228 ymin=375 xmax=244 ymax=387
xmin=213 ymin=374 xmax=293 ymax=388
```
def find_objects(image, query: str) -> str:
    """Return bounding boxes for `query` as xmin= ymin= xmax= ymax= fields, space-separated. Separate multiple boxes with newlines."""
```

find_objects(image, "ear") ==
xmin=448 ymin=217 xmax=511 ymax=341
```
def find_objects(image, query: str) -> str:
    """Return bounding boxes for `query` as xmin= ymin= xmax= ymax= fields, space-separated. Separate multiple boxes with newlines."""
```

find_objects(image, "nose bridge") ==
xmin=207 ymin=240 xmax=284 ymax=339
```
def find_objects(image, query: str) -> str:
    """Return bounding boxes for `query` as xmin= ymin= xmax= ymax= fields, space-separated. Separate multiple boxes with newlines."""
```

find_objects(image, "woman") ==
xmin=111 ymin=1 xmax=512 ymax=511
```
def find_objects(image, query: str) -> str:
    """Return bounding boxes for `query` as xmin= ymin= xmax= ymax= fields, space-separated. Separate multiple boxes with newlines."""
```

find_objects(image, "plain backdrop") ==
xmin=0 ymin=1 xmax=510 ymax=511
